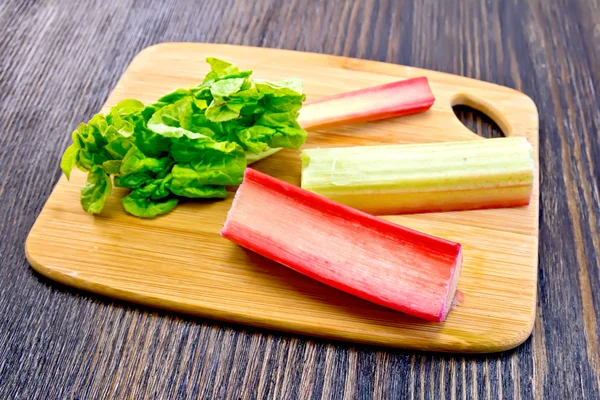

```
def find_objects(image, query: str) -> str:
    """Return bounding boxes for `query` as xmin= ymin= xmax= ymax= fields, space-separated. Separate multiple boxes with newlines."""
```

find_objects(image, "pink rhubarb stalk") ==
xmin=297 ymin=77 xmax=435 ymax=130
xmin=221 ymin=168 xmax=463 ymax=322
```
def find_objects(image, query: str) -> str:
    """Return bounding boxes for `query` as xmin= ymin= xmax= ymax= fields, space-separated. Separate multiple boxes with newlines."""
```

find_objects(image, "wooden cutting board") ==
xmin=25 ymin=43 xmax=539 ymax=353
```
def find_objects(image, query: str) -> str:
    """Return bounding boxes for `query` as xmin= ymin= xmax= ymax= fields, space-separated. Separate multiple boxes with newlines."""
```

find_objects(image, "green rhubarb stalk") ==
xmin=300 ymin=137 xmax=534 ymax=215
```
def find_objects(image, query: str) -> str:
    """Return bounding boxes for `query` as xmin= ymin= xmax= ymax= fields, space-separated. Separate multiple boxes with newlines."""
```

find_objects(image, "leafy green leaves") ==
xmin=80 ymin=167 xmax=112 ymax=214
xmin=122 ymin=193 xmax=178 ymax=219
xmin=59 ymin=57 xmax=307 ymax=218
xmin=60 ymin=142 xmax=80 ymax=180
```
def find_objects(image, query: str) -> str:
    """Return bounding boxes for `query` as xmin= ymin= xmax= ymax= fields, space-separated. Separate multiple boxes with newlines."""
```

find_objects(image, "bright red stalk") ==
xmin=297 ymin=77 xmax=435 ymax=130
xmin=221 ymin=168 xmax=463 ymax=322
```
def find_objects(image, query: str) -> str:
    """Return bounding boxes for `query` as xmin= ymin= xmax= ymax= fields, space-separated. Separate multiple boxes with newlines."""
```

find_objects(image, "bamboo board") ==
xmin=25 ymin=43 xmax=539 ymax=353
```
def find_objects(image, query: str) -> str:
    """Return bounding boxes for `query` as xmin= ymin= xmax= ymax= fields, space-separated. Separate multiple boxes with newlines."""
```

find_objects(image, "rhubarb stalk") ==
xmin=296 ymin=77 xmax=435 ymax=130
xmin=221 ymin=168 xmax=463 ymax=322
xmin=300 ymin=137 xmax=534 ymax=215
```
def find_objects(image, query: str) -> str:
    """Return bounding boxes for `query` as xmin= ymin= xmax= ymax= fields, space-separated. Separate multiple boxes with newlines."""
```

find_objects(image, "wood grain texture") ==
xmin=25 ymin=42 xmax=540 ymax=353
xmin=0 ymin=0 xmax=598 ymax=399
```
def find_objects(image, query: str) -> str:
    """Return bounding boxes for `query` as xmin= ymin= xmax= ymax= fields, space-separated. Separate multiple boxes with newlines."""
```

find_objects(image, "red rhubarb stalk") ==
xmin=221 ymin=168 xmax=463 ymax=322
xmin=297 ymin=77 xmax=435 ymax=130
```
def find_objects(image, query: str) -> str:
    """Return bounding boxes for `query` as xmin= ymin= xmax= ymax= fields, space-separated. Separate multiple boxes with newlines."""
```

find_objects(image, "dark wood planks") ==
xmin=0 ymin=0 xmax=598 ymax=398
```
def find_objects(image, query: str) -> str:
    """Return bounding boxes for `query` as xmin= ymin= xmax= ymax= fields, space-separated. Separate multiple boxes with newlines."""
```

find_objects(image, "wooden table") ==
xmin=1 ymin=0 xmax=598 ymax=398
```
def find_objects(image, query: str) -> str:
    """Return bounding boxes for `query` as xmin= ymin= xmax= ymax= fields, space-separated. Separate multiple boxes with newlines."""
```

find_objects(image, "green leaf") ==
xmin=120 ymin=173 xmax=178 ymax=218
xmin=236 ymin=126 xmax=274 ymax=154
xmin=72 ymin=116 xmax=107 ymax=153
xmin=171 ymin=139 xmax=245 ymax=191
xmin=110 ymin=99 xmax=145 ymax=116
xmin=114 ymin=172 xmax=154 ymax=189
xmin=245 ymin=147 xmax=283 ymax=164
xmin=78 ymin=151 xmax=109 ymax=171
xmin=60 ymin=142 xmax=80 ymax=180
xmin=205 ymin=57 xmax=240 ymax=80
xmin=129 ymin=181 xmax=159 ymax=198
xmin=262 ymin=95 xmax=304 ymax=113
xmin=152 ymin=95 xmax=218 ymax=138
xmin=147 ymin=98 xmax=210 ymax=139
xmin=240 ymin=113 xmax=307 ymax=152
xmin=255 ymin=78 xmax=304 ymax=96
xmin=170 ymin=138 xmax=246 ymax=183
xmin=170 ymin=136 xmax=227 ymax=162
xmin=105 ymin=137 xmax=133 ymax=159
xmin=153 ymin=88 xmax=191 ymax=108
xmin=169 ymin=181 xmax=228 ymax=199
xmin=155 ymin=98 xmax=190 ymax=127
xmin=171 ymin=158 xmax=243 ymax=187
xmin=128 ymin=175 xmax=171 ymax=199
xmin=132 ymin=122 xmax=170 ymax=157
xmin=267 ymin=125 xmax=306 ymax=150
xmin=254 ymin=79 xmax=305 ymax=114
xmin=152 ymin=175 xmax=172 ymax=200
xmin=101 ymin=160 xmax=122 ymax=175
xmin=191 ymin=84 xmax=213 ymax=102
xmin=67 ymin=115 xmax=115 ymax=174
xmin=202 ymin=58 xmax=252 ymax=85
xmin=205 ymin=99 xmax=246 ymax=122
xmin=120 ymin=146 xmax=171 ymax=175
xmin=193 ymin=97 xmax=208 ymax=110
xmin=232 ymin=87 xmax=261 ymax=102
xmin=122 ymin=194 xmax=178 ymax=218
xmin=107 ymin=117 xmax=135 ymax=138
xmin=179 ymin=111 xmax=221 ymax=139
xmin=80 ymin=167 xmax=112 ymax=214
xmin=210 ymin=78 xmax=246 ymax=97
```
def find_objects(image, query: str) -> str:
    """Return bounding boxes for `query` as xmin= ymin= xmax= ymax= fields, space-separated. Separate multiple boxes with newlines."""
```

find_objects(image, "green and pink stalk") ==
xmin=300 ymin=137 xmax=534 ymax=215
xmin=297 ymin=77 xmax=435 ymax=129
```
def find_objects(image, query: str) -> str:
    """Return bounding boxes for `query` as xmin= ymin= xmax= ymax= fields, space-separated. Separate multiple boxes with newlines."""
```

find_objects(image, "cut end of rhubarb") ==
xmin=222 ymin=168 xmax=464 ymax=323
xmin=297 ymin=77 xmax=435 ymax=130
xmin=450 ymin=290 xmax=465 ymax=312
xmin=441 ymin=253 xmax=463 ymax=321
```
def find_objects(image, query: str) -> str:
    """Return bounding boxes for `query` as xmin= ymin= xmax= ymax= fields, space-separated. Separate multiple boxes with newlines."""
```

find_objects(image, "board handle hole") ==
xmin=452 ymin=105 xmax=505 ymax=139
